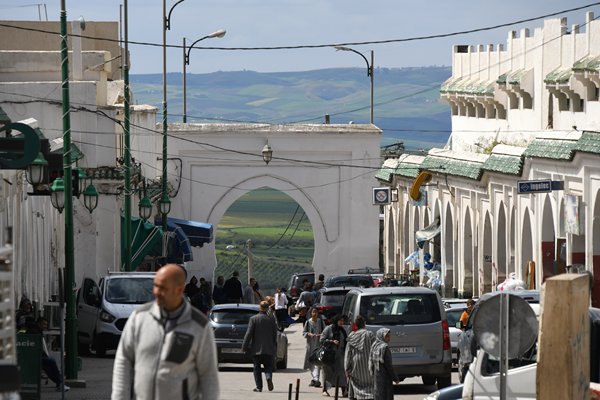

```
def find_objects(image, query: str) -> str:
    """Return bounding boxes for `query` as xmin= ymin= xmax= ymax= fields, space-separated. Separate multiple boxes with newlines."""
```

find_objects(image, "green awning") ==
xmin=121 ymin=216 xmax=164 ymax=271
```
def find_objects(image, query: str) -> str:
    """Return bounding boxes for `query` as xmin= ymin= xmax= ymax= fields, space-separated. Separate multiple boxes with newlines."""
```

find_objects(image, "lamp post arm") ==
xmin=185 ymin=35 xmax=211 ymax=65
xmin=336 ymin=47 xmax=371 ymax=76
xmin=165 ymin=0 xmax=185 ymax=30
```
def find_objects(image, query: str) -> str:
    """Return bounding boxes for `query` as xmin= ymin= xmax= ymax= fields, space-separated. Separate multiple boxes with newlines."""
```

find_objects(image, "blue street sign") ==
xmin=517 ymin=179 xmax=555 ymax=194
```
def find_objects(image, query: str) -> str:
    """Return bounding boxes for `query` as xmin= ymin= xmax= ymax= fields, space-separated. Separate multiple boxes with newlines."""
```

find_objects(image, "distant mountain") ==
xmin=131 ymin=66 xmax=452 ymax=151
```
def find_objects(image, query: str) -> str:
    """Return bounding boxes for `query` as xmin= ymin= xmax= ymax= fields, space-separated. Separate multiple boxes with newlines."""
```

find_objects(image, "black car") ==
xmin=286 ymin=272 xmax=315 ymax=303
xmin=209 ymin=303 xmax=288 ymax=369
xmin=325 ymin=274 xmax=373 ymax=288
xmin=313 ymin=287 xmax=352 ymax=323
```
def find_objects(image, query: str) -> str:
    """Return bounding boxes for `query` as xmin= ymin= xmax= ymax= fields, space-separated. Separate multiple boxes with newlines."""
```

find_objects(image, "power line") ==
xmin=0 ymin=3 xmax=597 ymax=51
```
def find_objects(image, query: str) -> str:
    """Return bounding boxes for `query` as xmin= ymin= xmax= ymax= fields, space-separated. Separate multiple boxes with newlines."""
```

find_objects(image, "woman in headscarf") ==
xmin=303 ymin=307 xmax=326 ymax=388
xmin=344 ymin=316 xmax=374 ymax=400
xmin=369 ymin=328 xmax=399 ymax=400
xmin=320 ymin=314 xmax=348 ymax=397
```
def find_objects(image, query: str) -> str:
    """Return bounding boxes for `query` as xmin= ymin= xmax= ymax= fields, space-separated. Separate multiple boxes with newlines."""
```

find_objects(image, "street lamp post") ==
xmin=162 ymin=0 xmax=186 ymax=232
xmin=59 ymin=0 xmax=77 ymax=380
xmin=334 ymin=47 xmax=374 ymax=124
xmin=183 ymin=29 xmax=226 ymax=122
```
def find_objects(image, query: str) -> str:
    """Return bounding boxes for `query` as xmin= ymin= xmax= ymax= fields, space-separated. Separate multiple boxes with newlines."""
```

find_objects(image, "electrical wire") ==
xmin=0 ymin=2 xmax=597 ymax=51
xmin=265 ymin=205 xmax=300 ymax=250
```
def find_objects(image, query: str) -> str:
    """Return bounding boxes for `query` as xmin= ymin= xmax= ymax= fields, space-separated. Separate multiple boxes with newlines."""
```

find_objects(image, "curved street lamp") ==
xmin=334 ymin=46 xmax=374 ymax=124
xmin=82 ymin=183 xmax=99 ymax=213
xmin=138 ymin=196 xmax=153 ymax=221
xmin=182 ymin=29 xmax=226 ymax=122
xmin=50 ymin=177 xmax=65 ymax=213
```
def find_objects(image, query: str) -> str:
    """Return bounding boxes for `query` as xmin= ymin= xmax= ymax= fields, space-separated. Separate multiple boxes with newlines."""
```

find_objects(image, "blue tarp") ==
xmin=154 ymin=218 xmax=194 ymax=263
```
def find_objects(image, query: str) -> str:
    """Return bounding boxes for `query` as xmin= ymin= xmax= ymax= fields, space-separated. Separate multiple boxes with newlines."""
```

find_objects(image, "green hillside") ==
xmin=131 ymin=66 xmax=452 ymax=150
xmin=214 ymin=188 xmax=314 ymax=294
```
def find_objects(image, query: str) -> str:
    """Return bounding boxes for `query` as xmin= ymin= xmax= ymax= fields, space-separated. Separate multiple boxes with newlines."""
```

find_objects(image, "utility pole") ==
xmin=246 ymin=239 xmax=253 ymax=284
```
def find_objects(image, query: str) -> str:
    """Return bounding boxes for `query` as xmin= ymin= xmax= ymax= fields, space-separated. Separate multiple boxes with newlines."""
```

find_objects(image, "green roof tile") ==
xmin=573 ymin=131 xmax=600 ymax=155
xmin=573 ymin=55 xmax=600 ymax=72
xmin=441 ymin=77 xmax=494 ymax=96
xmin=482 ymin=154 xmax=523 ymax=175
xmin=524 ymin=139 xmax=576 ymax=160
xmin=544 ymin=69 xmax=572 ymax=85
xmin=394 ymin=163 xmax=420 ymax=179
xmin=421 ymin=156 xmax=483 ymax=180
xmin=375 ymin=167 xmax=393 ymax=182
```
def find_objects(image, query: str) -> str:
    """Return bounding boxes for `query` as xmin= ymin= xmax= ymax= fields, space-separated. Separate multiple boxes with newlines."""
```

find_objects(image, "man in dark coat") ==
xmin=242 ymin=301 xmax=278 ymax=392
xmin=222 ymin=271 xmax=243 ymax=303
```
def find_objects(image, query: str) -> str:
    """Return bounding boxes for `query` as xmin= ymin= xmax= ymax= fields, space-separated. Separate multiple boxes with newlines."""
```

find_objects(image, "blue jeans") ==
xmin=42 ymin=355 xmax=62 ymax=386
xmin=252 ymin=354 xmax=273 ymax=390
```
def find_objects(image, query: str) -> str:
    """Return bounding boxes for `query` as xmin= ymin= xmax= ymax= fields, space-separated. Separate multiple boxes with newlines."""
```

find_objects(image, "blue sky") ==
xmin=1 ymin=0 xmax=598 ymax=74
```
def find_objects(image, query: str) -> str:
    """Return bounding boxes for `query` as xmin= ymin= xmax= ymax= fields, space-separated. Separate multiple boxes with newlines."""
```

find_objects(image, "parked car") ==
xmin=444 ymin=305 xmax=466 ymax=365
xmin=313 ymin=287 xmax=353 ymax=323
xmin=77 ymin=272 xmax=155 ymax=356
xmin=462 ymin=307 xmax=600 ymax=399
xmin=325 ymin=274 xmax=374 ymax=288
xmin=286 ymin=271 xmax=315 ymax=303
xmin=341 ymin=287 xmax=453 ymax=390
xmin=457 ymin=290 xmax=540 ymax=382
xmin=347 ymin=267 xmax=381 ymax=275
xmin=209 ymin=303 xmax=288 ymax=369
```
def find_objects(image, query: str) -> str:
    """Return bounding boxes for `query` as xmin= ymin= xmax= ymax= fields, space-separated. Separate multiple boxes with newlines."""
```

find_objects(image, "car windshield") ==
xmin=446 ymin=308 xmax=464 ymax=327
xmin=210 ymin=309 xmax=257 ymax=324
xmin=105 ymin=277 xmax=154 ymax=304
xmin=321 ymin=291 xmax=349 ymax=306
xmin=360 ymin=294 xmax=441 ymax=325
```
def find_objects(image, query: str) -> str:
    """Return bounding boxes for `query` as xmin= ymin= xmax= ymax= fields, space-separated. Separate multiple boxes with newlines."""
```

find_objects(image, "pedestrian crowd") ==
xmin=302 ymin=311 xmax=399 ymax=400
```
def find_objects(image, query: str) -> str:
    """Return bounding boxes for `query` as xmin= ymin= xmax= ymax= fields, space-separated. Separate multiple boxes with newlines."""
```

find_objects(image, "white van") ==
xmin=76 ymin=272 xmax=155 ymax=355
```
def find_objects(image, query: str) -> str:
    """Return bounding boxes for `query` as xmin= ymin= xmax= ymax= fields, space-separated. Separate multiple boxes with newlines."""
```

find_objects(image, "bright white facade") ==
xmin=134 ymin=122 xmax=382 ymax=281
xmin=381 ymin=13 xmax=600 ymax=306
xmin=0 ymin=20 xmax=382 ymax=306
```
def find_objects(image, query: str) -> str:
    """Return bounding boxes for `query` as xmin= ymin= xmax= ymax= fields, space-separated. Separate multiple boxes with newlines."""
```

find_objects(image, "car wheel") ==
xmin=277 ymin=352 xmax=288 ymax=370
xmin=422 ymin=376 xmax=436 ymax=386
xmin=437 ymin=375 xmax=452 ymax=389
xmin=78 ymin=341 xmax=90 ymax=356
xmin=94 ymin=334 xmax=106 ymax=357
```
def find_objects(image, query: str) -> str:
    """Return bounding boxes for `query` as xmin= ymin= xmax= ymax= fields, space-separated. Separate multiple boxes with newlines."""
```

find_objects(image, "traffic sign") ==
xmin=517 ymin=179 xmax=563 ymax=194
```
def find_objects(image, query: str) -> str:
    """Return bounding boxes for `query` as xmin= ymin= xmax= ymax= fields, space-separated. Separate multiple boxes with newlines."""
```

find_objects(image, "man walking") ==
xmin=112 ymin=264 xmax=219 ymax=400
xmin=223 ymin=270 xmax=243 ymax=303
xmin=242 ymin=301 xmax=278 ymax=392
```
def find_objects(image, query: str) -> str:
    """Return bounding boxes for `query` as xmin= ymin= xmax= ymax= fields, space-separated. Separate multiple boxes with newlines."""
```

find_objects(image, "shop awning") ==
xmin=168 ymin=217 xmax=213 ymax=247
xmin=154 ymin=218 xmax=194 ymax=264
xmin=416 ymin=217 xmax=441 ymax=249
xmin=121 ymin=216 xmax=164 ymax=271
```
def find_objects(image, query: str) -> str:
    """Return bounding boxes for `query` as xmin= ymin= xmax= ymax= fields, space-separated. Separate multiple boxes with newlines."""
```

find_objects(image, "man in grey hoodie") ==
xmin=112 ymin=264 xmax=219 ymax=400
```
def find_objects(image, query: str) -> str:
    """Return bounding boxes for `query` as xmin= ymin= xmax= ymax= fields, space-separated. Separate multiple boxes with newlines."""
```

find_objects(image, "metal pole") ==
xmin=123 ymin=0 xmax=132 ymax=272
xmin=295 ymin=378 xmax=300 ymax=400
xmin=499 ymin=293 xmax=508 ymax=400
xmin=60 ymin=0 xmax=77 ymax=379
xmin=246 ymin=239 xmax=253 ymax=284
xmin=183 ymin=37 xmax=187 ymax=123
xmin=161 ymin=0 xmax=168 ymax=232
xmin=370 ymin=50 xmax=374 ymax=124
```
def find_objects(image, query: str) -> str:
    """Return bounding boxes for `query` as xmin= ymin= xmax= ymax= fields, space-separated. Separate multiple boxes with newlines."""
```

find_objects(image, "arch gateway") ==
xmin=134 ymin=123 xmax=382 ymax=280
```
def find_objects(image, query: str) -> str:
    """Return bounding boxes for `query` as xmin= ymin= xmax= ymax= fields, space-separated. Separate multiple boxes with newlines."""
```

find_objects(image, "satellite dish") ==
xmin=472 ymin=292 xmax=538 ymax=359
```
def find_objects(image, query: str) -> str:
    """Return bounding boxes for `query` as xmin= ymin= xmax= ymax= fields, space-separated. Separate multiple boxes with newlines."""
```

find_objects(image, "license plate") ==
xmin=391 ymin=346 xmax=416 ymax=354
xmin=221 ymin=348 xmax=243 ymax=354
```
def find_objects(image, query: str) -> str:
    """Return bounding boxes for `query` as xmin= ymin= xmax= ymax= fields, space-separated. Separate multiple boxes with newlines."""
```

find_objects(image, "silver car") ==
xmin=342 ymin=287 xmax=453 ymax=390
xmin=209 ymin=303 xmax=288 ymax=369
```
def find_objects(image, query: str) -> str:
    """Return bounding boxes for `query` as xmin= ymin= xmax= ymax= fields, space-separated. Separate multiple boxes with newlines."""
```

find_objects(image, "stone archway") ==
xmin=463 ymin=208 xmax=474 ymax=298
xmin=444 ymin=203 xmax=454 ymax=296
xmin=162 ymin=123 xmax=381 ymax=280
xmin=541 ymin=195 xmax=556 ymax=282
xmin=522 ymin=209 xmax=534 ymax=287
xmin=497 ymin=202 xmax=507 ymax=284
xmin=387 ymin=208 xmax=396 ymax=273
xmin=483 ymin=212 xmax=493 ymax=293
xmin=403 ymin=204 xmax=410 ymax=274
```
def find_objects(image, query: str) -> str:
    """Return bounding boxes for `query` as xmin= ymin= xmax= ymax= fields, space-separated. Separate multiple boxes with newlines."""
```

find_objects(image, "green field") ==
xmin=215 ymin=187 xmax=314 ymax=295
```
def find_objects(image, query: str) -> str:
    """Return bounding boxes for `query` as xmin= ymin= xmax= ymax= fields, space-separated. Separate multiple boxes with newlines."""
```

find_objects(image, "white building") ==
xmin=380 ymin=12 xmax=600 ymax=307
